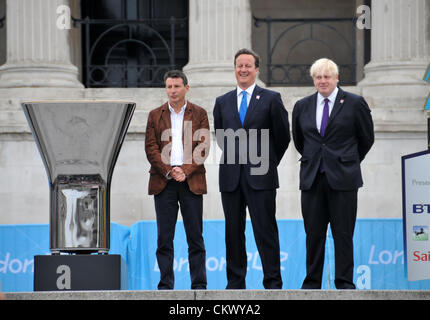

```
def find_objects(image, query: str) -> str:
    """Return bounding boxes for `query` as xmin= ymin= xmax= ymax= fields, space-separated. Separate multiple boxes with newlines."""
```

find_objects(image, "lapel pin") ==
xmin=340 ymin=99 xmax=344 ymax=103
xmin=256 ymin=95 xmax=260 ymax=100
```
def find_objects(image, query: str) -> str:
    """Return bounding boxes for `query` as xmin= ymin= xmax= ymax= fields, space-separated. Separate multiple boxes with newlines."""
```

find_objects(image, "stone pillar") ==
xmin=359 ymin=0 xmax=430 ymax=110
xmin=0 ymin=0 xmax=83 ymax=88
xmin=183 ymin=0 xmax=252 ymax=87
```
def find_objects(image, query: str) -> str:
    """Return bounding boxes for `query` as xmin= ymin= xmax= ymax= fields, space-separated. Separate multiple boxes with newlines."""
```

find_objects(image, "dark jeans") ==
xmin=154 ymin=180 xmax=207 ymax=290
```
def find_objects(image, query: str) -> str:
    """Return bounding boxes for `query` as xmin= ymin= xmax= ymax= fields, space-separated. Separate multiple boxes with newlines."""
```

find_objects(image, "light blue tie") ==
xmin=239 ymin=90 xmax=247 ymax=125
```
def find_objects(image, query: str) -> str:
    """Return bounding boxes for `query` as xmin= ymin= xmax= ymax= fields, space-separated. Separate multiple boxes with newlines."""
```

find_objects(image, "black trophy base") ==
xmin=34 ymin=254 xmax=127 ymax=291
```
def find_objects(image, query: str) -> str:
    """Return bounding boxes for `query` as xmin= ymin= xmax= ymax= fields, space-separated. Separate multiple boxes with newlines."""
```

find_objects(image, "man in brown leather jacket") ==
xmin=145 ymin=70 xmax=210 ymax=290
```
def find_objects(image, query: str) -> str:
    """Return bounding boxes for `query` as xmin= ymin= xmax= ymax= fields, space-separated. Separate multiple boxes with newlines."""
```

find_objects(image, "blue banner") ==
xmin=1 ymin=219 xmax=430 ymax=292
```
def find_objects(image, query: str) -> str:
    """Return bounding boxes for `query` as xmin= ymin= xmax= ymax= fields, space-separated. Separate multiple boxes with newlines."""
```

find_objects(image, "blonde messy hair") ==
xmin=310 ymin=58 xmax=339 ymax=78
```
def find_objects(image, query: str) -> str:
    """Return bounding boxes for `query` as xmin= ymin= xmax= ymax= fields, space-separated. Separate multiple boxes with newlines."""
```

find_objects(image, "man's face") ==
xmin=235 ymin=54 xmax=259 ymax=90
xmin=165 ymin=77 xmax=189 ymax=106
xmin=313 ymin=69 xmax=338 ymax=98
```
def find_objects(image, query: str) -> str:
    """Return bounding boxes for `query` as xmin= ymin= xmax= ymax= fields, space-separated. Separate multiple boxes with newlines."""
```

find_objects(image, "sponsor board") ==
xmin=402 ymin=150 xmax=430 ymax=281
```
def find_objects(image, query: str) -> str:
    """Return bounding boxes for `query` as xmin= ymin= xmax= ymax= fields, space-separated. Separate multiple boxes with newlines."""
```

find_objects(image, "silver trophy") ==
xmin=22 ymin=101 xmax=135 ymax=254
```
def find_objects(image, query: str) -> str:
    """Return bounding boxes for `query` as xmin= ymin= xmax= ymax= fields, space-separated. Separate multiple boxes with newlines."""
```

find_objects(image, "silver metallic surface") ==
xmin=22 ymin=101 xmax=135 ymax=253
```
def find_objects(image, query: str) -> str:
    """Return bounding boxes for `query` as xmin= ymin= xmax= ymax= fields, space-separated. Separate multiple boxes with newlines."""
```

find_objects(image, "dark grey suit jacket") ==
xmin=213 ymin=85 xmax=290 ymax=192
xmin=292 ymin=87 xmax=374 ymax=191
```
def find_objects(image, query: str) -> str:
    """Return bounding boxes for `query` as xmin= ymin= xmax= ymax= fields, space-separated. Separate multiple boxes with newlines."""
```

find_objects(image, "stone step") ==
xmin=4 ymin=289 xmax=430 ymax=300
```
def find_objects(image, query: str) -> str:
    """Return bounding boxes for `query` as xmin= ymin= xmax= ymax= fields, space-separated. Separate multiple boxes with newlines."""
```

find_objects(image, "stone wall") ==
xmin=0 ymin=85 xmax=427 ymax=226
xmin=0 ymin=0 xmax=428 ymax=226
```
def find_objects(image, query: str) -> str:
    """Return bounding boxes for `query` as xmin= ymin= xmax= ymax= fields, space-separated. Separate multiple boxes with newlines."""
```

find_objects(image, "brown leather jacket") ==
xmin=145 ymin=101 xmax=210 ymax=195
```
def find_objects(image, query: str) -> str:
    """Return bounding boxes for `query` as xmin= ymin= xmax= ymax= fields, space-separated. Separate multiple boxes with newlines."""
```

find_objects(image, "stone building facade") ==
xmin=0 ymin=0 xmax=428 ymax=226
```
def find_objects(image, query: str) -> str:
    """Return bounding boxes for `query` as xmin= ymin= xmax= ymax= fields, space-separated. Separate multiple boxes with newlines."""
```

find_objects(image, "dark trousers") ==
xmin=301 ymin=172 xmax=357 ymax=289
xmin=221 ymin=169 xmax=282 ymax=289
xmin=154 ymin=180 xmax=207 ymax=290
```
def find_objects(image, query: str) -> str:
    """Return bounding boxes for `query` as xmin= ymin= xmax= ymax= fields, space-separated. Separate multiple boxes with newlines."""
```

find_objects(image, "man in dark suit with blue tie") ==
xmin=292 ymin=58 xmax=374 ymax=289
xmin=213 ymin=48 xmax=290 ymax=289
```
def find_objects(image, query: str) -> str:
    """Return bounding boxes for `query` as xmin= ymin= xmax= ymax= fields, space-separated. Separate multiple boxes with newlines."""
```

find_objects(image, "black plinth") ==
xmin=34 ymin=254 xmax=127 ymax=291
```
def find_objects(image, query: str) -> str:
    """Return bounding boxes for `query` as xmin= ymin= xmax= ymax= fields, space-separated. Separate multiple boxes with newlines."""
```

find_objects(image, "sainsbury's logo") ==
xmin=413 ymin=251 xmax=430 ymax=262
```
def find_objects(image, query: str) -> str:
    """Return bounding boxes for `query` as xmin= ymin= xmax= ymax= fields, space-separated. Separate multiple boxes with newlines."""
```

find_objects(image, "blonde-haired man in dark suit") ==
xmin=292 ymin=58 xmax=374 ymax=289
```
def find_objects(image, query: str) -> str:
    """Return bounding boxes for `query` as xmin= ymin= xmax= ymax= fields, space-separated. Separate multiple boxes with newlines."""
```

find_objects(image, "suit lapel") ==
xmin=243 ymin=85 xmax=263 ymax=126
xmin=182 ymin=102 xmax=193 ymax=142
xmin=309 ymin=92 xmax=318 ymax=133
xmin=182 ymin=102 xmax=193 ymax=150
xmin=327 ymin=87 xmax=346 ymax=127
xmin=160 ymin=102 xmax=171 ymax=131
xmin=228 ymin=89 xmax=242 ymax=127
xmin=183 ymin=101 xmax=193 ymax=123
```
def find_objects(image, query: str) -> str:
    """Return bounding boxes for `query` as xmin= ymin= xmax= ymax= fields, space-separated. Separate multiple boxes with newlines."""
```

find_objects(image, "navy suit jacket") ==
xmin=292 ymin=87 xmax=374 ymax=191
xmin=213 ymin=85 xmax=290 ymax=192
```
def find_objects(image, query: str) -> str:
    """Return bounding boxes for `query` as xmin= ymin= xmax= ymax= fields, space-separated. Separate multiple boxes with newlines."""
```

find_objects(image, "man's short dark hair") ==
xmin=234 ymin=48 xmax=260 ymax=69
xmin=163 ymin=69 xmax=188 ymax=86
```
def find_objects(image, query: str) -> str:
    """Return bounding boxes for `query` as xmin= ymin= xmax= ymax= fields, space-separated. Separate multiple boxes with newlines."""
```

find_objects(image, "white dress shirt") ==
xmin=236 ymin=83 xmax=256 ymax=111
xmin=316 ymin=87 xmax=338 ymax=133
xmin=169 ymin=102 xmax=187 ymax=166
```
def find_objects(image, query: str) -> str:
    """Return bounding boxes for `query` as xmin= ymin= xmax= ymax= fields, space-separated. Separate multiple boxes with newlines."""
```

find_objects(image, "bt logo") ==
xmin=413 ymin=204 xmax=430 ymax=214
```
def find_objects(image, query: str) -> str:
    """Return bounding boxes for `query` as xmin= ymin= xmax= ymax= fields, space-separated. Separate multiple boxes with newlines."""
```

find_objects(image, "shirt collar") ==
xmin=237 ymin=83 xmax=256 ymax=97
xmin=168 ymin=101 xmax=187 ymax=114
xmin=317 ymin=87 xmax=339 ymax=105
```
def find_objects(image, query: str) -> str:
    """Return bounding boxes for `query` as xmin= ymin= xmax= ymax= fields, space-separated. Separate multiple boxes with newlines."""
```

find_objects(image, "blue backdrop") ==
xmin=1 ymin=219 xmax=430 ymax=292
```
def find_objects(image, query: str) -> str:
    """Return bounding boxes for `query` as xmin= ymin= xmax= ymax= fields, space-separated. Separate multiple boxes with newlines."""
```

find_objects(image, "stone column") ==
xmin=0 ymin=0 xmax=83 ymax=88
xmin=359 ymin=0 xmax=430 ymax=112
xmin=183 ymin=0 xmax=252 ymax=87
